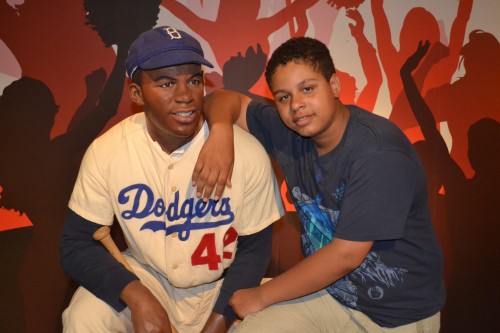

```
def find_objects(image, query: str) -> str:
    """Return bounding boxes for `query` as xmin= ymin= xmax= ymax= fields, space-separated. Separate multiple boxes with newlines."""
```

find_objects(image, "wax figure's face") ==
xmin=130 ymin=64 xmax=205 ymax=150
xmin=270 ymin=61 xmax=340 ymax=141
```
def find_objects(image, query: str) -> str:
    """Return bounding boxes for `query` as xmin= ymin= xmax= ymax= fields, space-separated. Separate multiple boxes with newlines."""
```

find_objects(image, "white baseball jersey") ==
xmin=69 ymin=112 xmax=284 ymax=288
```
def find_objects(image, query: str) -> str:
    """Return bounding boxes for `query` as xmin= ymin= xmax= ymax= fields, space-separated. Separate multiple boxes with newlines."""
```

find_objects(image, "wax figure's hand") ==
xmin=121 ymin=280 xmax=172 ymax=333
xmin=229 ymin=287 xmax=267 ymax=319
xmin=192 ymin=124 xmax=234 ymax=202
xmin=200 ymin=312 xmax=234 ymax=333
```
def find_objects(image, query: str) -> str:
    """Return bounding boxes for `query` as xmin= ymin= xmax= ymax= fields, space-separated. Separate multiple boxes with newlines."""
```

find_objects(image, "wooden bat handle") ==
xmin=93 ymin=226 xmax=134 ymax=273
xmin=92 ymin=226 xmax=179 ymax=333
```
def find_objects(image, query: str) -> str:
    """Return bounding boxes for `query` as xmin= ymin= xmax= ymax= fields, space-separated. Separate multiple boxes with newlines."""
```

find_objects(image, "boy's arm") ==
xmin=193 ymin=90 xmax=252 ymax=201
xmin=230 ymin=237 xmax=373 ymax=318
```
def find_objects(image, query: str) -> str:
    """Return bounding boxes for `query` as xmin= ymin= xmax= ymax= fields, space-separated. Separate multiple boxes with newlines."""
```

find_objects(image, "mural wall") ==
xmin=0 ymin=0 xmax=499 ymax=332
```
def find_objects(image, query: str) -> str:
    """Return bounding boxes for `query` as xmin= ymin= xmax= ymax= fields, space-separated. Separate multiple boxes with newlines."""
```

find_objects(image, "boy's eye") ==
xmin=276 ymin=94 xmax=290 ymax=103
xmin=303 ymin=86 xmax=313 ymax=92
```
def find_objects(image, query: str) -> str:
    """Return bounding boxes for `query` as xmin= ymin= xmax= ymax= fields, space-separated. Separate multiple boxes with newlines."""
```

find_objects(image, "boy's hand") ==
xmin=229 ymin=287 xmax=267 ymax=319
xmin=192 ymin=124 xmax=234 ymax=202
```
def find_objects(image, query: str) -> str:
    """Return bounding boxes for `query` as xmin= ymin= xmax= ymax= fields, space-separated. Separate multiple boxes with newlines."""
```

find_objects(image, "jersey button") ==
xmin=168 ymin=164 xmax=174 ymax=170
xmin=173 ymin=264 xmax=178 ymax=269
xmin=171 ymin=186 xmax=177 ymax=192
xmin=171 ymin=233 xmax=177 ymax=238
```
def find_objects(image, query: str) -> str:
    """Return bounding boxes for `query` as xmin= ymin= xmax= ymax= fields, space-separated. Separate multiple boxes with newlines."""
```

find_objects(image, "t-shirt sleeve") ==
xmin=246 ymin=100 xmax=287 ymax=157
xmin=334 ymin=150 xmax=419 ymax=241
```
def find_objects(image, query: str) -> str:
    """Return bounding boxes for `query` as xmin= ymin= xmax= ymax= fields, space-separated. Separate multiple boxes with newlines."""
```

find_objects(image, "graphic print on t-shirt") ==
xmin=291 ymin=185 xmax=408 ymax=309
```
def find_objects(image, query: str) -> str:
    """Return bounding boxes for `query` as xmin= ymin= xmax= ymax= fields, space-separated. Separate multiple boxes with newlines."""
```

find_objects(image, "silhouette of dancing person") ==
xmin=162 ymin=0 xmax=319 ymax=70
xmin=424 ymin=29 xmax=500 ymax=177
xmin=330 ymin=7 xmax=382 ymax=111
xmin=0 ymin=1 xmax=161 ymax=331
xmin=307 ymin=0 xmax=340 ymax=47
xmin=371 ymin=0 xmax=472 ymax=136
xmin=219 ymin=44 xmax=275 ymax=106
xmin=0 ymin=73 xmax=110 ymax=333
xmin=0 ymin=0 xmax=117 ymax=137
xmin=401 ymin=40 xmax=500 ymax=333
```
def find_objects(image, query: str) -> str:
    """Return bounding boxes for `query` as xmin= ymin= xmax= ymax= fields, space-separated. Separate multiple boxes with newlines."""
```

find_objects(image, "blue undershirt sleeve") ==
xmin=60 ymin=209 xmax=138 ymax=312
xmin=212 ymin=224 xmax=273 ymax=319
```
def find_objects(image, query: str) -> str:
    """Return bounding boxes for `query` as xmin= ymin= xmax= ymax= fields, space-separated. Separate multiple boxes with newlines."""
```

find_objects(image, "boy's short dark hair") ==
xmin=265 ymin=37 xmax=336 ymax=86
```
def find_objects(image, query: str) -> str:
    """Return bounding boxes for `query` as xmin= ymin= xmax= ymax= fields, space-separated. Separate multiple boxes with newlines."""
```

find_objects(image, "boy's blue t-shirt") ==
xmin=246 ymin=101 xmax=445 ymax=328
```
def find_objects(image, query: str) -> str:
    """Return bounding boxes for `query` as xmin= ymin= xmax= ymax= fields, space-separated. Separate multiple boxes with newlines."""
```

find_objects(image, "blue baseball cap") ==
xmin=125 ymin=26 xmax=214 ymax=77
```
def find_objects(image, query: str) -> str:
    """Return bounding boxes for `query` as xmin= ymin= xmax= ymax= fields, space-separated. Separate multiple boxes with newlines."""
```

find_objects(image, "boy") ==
xmin=60 ymin=26 xmax=283 ymax=333
xmin=195 ymin=37 xmax=445 ymax=332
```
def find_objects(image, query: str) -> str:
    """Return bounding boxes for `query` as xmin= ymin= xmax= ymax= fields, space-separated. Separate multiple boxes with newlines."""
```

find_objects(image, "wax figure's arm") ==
xmin=60 ymin=210 xmax=171 ymax=332
xmin=60 ymin=210 xmax=138 ymax=310
xmin=193 ymin=90 xmax=252 ymax=201
xmin=230 ymin=237 xmax=373 ymax=318
xmin=202 ymin=225 xmax=273 ymax=332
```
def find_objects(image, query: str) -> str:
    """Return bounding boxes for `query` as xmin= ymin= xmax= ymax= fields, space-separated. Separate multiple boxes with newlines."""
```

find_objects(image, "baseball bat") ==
xmin=92 ymin=226 xmax=179 ymax=333
xmin=93 ymin=226 xmax=134 ymax=273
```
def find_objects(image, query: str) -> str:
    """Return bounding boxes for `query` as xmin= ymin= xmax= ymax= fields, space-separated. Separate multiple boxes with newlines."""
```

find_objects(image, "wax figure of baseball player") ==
xmin=60 ymin=26 xmax=284 ymax=333
xmin=192 ymin=37 xmax=446 ymax=332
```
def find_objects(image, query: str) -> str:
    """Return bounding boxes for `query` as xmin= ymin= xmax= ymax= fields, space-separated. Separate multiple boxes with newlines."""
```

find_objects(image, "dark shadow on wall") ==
xmin=401 ymin=39 xmax=500 ymax=333
xmin=0 ymin=1 xmax=161 ymax=332
xmin=371 ymin=0 xmax=472 ymax=132
xmin=161 ymin=0 xmax=319 ymax=70
xmin=424 ymin=29 xmax=500 ymax=178
xmin=222 ymin=44 xmax=275 ymax=106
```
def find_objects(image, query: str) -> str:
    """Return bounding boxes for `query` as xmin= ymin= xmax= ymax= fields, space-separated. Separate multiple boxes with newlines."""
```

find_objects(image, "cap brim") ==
xmin=139 ymin=49 xmax=214 ymax=71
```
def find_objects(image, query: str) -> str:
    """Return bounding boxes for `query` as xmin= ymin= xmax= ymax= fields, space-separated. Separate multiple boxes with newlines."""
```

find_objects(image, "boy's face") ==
xmin=270 ymin=61 xmax=341 ymax=141
xmin=129 ymin=64 xmax=205 ymax=151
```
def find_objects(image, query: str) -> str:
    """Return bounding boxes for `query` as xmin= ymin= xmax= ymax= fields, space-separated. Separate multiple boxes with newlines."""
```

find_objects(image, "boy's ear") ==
xmin=128 ymin=83 xmax=144 ymax=106
xmin=329 ymin=74 xmax=341 ymax=98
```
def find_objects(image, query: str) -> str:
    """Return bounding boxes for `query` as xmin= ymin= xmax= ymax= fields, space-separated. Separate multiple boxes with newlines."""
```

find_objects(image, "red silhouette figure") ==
xmin=162 ymin=0 xmax=319 ymax=69
xmin=401 ymin=40 xmax=500 ymax=333
xmin=370 ymin=0 xmax=472 ymax=134
xmin=424 ymin=30 xmax=500 ymax=177
xmin=326 ymin=0 xmax=364 ymax=9
xmin=332 ymin=7 xmax=382 ymax=111
xmin=161 ymin=0 xmax=319 ymax=96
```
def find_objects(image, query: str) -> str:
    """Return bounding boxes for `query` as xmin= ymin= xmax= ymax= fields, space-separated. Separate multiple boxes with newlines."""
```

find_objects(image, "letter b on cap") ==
xmin=164 ymin=27 xmax=182 ymax=39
